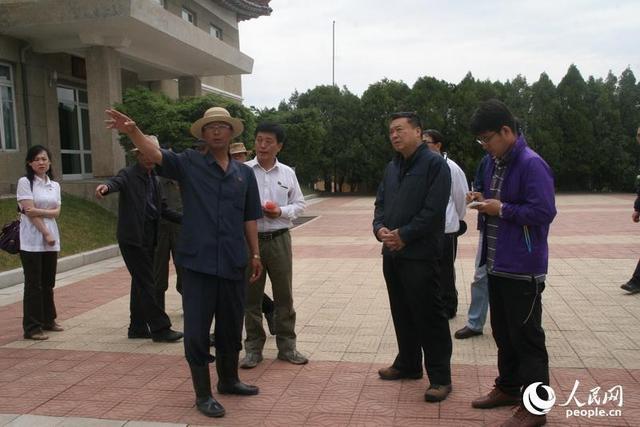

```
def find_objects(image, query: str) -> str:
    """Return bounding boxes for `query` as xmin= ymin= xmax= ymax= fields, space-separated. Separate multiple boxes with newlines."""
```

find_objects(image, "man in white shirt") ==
xmin=240 ymin=123 xmax=308 ymax=368
xmin=423 ymin=129 xmax=468 ymax=319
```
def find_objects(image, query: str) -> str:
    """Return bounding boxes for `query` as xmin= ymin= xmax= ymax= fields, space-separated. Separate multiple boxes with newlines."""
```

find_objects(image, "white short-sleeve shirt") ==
xmin=16 ymin=175 xmax=61 ymax=252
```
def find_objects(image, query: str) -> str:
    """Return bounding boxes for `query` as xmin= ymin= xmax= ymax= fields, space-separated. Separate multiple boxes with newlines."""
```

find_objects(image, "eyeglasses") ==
xmin=476 ymin=131 xmax=498 ymax=145
xmin=203 ymin=124 xmax=231 ymax=132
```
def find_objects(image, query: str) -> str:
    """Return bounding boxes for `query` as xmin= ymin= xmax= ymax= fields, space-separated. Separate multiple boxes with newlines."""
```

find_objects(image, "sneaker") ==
xmin=454 ymin=326 xmax=483 ymax=339
xmin=501 ymin=403 xmax=546 ymax=427
xmin=240 ymin=352 xmax=263 ymax=369
xmin=621 ymin=281 xmax=640 ymax=294
xmin=277 ymin=349 xmax=309 ymax=365
xmin=472 ymin=386 xmax=521 ymax=409
xmin=24 ymin=331 xmax=49 ymax=340
xmin=424 ymin=384 xmax=452 ymax=402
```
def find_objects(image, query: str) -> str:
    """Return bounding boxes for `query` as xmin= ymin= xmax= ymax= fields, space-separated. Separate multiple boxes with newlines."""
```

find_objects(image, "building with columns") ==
xmin=0 ymin=0 xmax=271 ymax=196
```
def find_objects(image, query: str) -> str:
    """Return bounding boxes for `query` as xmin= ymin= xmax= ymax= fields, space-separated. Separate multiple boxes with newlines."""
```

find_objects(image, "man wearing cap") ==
xmin=240 ymin=122 xmax=307 ymax=368
xmin=105 ymin=107 xmax=263 ymax=419
xmin=95 ymin=137 xmax=183 ymax=343
xmin=154 ymin=163 xmax=183 ymax=311
xmin=229 ymin=142 xmax=250 ymax=162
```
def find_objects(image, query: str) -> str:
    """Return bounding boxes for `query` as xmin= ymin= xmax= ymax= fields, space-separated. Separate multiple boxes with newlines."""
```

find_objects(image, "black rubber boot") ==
xmin=189 ymin=364 xmax=225 ymax=417
xmin=216 ymin=352 xmax=260 ymax=395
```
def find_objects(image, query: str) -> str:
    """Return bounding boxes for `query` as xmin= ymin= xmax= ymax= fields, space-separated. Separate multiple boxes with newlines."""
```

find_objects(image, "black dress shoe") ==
xmin=621 ymin=281 xmax=640 ymax=294
xmin=152 ymin=328 xmax=183 ymax=342
xmin=128 ymin=329 xmax=152 ymax=339
xmin=454 ymin=326 xmax=483 ymax=340
xmin=196 ymin=396 xmax=225 ymax=418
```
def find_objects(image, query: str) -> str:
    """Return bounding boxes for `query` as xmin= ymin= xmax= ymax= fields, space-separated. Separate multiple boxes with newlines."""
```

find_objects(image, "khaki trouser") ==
xmin=244 ymin=231 xmax=296 ymax=353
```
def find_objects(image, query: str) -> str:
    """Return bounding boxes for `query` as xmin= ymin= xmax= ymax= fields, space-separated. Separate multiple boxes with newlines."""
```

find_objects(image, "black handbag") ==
xmin=0 ymin=218 xmax=20 ymax=254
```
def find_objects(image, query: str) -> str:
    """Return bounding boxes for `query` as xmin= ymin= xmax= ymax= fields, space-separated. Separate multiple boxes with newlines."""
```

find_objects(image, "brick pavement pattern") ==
xmin=1 ymin=194 xmax=639 ymax=426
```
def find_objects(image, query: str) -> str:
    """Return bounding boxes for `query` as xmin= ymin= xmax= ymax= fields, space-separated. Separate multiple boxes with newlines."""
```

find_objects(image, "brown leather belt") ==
xmin=258 ymin=228 xmax=289 ymax=240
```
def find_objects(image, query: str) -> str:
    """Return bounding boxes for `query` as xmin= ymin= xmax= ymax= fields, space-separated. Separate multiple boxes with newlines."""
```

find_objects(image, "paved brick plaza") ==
xmin=1 ymin=194 xmax=639 ymax=426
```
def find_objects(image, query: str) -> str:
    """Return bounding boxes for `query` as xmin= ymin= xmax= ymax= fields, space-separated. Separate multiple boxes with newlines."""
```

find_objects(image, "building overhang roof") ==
xmin=215 ymin=0 xmax=272 ymax=21
xmin=0 ymin=0 xmax=256 ymax=80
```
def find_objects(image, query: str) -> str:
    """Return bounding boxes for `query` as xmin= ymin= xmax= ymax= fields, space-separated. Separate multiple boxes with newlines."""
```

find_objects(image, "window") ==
xmin=57 ymin=86 xmax=92 ymax=178
xmin=181 ymin=7 xmax=196 ymax=25
xmin=0 ymin=63 xmax=18 ymax=151
xmin=209 ymin=24 xmax=223 ymax=40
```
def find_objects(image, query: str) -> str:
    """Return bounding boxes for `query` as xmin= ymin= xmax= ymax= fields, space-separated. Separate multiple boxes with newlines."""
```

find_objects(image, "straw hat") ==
xmin=190 ymin=107 xmax=244 ymax=139
xmin=229 ymin=142 xmax=249 ymax=155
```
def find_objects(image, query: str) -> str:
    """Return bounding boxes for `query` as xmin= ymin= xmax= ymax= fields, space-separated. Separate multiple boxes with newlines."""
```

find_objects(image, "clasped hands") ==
xmin=376 ymin=227 xmax=405 ymax=251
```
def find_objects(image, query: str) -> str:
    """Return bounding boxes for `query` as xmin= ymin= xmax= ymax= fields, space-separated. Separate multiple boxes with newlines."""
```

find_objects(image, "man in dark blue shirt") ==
xmin=106 ymin=107 xmax=263 ymax=419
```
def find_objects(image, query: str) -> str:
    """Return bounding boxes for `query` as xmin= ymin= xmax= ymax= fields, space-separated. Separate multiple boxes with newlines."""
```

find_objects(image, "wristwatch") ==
xmin=499 ymin=202 xmax=504 ymax=218
xmin=252 ymin=254 xmax=261 ymax=259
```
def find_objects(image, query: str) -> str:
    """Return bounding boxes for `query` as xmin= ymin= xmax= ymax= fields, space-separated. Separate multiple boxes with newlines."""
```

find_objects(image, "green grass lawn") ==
xmin=0 ymin=193 xmax=117 ymax=272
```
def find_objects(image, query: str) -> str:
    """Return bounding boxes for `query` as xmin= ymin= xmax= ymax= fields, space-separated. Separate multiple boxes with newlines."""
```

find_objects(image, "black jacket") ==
xmin=373 ymin=143 xmax=451 ymax=259
xmin=104 ymin=164 xmax=182 ymax=247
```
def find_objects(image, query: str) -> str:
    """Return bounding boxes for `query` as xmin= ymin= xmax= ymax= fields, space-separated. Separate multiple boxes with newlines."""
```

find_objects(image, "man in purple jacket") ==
xmin=467 ymin=100 xmax=556 ymax=427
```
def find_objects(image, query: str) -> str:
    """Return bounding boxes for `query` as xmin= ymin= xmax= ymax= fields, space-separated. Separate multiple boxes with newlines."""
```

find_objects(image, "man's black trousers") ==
xmin=488 ymin=274 xmax=549 ymax=397
xmin=383 ymin=256 xmax=452 ymax=386
xmin=182 ymin=268 xmax=245 ymax=366
xmin=119 ymin=223 xmax=172 ymax=334
xmin=440 ymin=232 xmax=458 ymax=317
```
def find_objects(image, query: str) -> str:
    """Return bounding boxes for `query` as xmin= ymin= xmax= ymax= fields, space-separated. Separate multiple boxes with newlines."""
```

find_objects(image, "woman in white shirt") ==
xmin=16 ymin=145 xmax=62 ymax=340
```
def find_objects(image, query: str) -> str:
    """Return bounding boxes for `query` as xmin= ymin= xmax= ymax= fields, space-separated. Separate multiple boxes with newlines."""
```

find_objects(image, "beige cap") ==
xmin=229 ymin=142 xmax=249 ymax=155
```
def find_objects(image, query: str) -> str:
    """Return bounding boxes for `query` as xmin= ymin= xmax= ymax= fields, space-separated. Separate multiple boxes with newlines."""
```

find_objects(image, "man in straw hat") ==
xmin=105 ymin=107 xmax=263 ymax=419
xmin=95 ymin=136 xmax=183 ymax=343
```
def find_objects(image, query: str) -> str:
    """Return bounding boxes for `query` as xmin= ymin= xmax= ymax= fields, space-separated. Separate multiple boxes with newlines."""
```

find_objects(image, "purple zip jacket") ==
xmin=480 ymin=134 xmax=556 ymax=275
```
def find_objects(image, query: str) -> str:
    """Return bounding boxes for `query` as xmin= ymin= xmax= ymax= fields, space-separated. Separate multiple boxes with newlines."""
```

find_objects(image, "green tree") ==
xmin=585 ymin=74 xmax=628 ymax=190
xmin=556 ymin=64 xmax=594 ymax=189
xmin=296 ymin=85 xmax=362 ymax=192
xmin=528 ymin=72 xmax=563 ymax=178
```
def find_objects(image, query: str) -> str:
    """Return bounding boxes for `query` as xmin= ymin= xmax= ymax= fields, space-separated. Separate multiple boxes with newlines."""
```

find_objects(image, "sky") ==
xmin=238 ymin=0 xmax=640 ymax=109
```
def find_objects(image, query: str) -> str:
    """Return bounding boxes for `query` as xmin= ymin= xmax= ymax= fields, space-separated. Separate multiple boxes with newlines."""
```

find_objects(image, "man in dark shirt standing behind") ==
xmin=95 ymin=138 xmax=183 ymax=343
xmin=373 ymin=112 xmax=453 ymax=403
xmin=105 ymin=107 xmax=263 ymax=419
